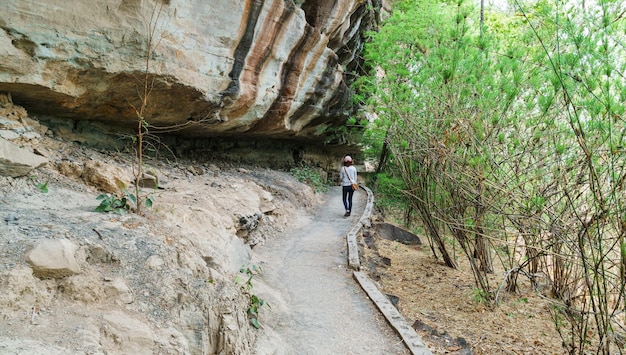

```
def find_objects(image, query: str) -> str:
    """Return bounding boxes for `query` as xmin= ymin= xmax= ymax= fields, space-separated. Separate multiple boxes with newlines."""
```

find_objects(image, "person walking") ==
xmin=339 ymin=155 xmax=358 ymax=217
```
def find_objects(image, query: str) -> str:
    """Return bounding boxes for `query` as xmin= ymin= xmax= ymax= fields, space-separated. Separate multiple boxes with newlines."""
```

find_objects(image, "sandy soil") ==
xmin=0 ymin=131 xmax=323 ymax=354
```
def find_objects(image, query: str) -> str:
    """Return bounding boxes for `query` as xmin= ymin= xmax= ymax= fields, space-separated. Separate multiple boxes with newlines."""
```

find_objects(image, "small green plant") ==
xmin=289 ymin=166 xmax=328 ymax=193
xmin=36 ymin=181 xmax=49 ymax=193
xmin=236 ymin=264 xmax=268 ymax=329
xmin=236 ymin=264 xmax=260 ymax=289
xmin=30 ymin=176 xmax=49 ymax=193
xmin=248 ymin=294 xmax=265 ymax=329
xmin=125 ymin=190 xmax=155 ymax=210
xmin=94 ymin=193 xmax=131 ymax=214
xmin=471 ymin=287 xmax=491 ymax=305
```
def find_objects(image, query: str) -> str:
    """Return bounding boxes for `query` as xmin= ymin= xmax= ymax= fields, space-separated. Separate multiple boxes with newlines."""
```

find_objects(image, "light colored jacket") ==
xmin=340 ymin=166 xmax=357 ymax=187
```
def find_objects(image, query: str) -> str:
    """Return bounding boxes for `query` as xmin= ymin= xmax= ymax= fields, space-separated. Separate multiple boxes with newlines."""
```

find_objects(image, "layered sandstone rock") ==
xmin=0 ymin=0 xmax=380 ymax=142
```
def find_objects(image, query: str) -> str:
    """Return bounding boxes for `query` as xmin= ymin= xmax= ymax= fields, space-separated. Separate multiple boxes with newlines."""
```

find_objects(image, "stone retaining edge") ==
xmin=347 ymin=185 xmax=432 ymax=355
xmin=353 ymin=272 xmax=432 ymax=355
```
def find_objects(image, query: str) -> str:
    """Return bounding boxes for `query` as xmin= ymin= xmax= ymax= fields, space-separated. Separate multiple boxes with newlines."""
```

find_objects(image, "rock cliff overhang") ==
xmin=0 ymin=0 xmax=381 ymax=144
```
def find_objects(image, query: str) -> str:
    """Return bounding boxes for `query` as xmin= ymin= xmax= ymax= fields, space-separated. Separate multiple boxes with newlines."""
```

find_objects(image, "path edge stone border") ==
xmin=354 ymin=272 xmax=432 ymax=355
xmin=346 ymin=185 xmax=433 ymax=355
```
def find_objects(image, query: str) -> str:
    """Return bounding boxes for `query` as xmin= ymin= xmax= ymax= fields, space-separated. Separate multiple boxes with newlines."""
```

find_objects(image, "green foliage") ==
xmin=356 ymin=0 xmax=626 ymax=352
xmin=145 ymin=194 xmax=154 ymax=208
xmin=373 ymin=173 xmax=405 ymax=198
xmin=372 ymin=173 xmax=406 ymax=213
xmin=30 ymin=176 xmax=49 ymax=193
xmin=289 ymin=166 xmax=328 ymax=193
xmin=94 ymin=189 xmax=154 ymax=214
xmin=236 ymin=264 xmax=260 ymax=290
xmin=248 ymin=294 xmax=265 ymax=329
xmin=123 ymin=189 xmax=155 ymax=210
xmin=36 ymin=181 xmax=49 ymax=193
xmin=471 ymin=288 xmax=491 ymax=305
xmin=236 ymin=264 xmax=267 ymax=329
xmin=94 ymin=193 xmax=130 ymax=215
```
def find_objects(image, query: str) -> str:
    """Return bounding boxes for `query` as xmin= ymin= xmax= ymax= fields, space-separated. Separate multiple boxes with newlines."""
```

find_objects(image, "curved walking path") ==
xmin=252 ymin=186 xmax=430 ymax=355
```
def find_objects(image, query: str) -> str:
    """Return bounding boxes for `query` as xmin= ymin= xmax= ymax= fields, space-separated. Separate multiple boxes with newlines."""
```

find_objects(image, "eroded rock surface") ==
xmin=0 ymin=100 xmax=322 ymax=353
xmin=0 ymin=0 xmax=381 ymax=142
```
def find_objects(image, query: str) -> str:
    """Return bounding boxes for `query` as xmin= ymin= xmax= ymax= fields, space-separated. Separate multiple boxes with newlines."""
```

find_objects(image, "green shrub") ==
xmin=94 ymin=193 xmax=131 ymax=215
xmin=236 ymin=264 xmax=268 ymax=329
xmin=372 ymin=173 xmax=406 ymax=213
xmin=289 ymin=166 xmax=328 ymax=193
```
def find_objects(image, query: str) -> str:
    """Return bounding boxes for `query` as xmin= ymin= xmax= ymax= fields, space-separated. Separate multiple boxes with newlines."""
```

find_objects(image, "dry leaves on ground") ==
xmin=363 ymin=236 xmax=566 ymax=355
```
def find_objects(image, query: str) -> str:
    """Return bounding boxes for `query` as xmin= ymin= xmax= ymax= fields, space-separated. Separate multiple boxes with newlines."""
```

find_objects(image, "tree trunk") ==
xmin=375 ymin=131 xmax=390 ymax=176
xmin=474 ymin=188 xmax=493 ymax=273
xmin=416 ymin=201 xmax=457 ymax=268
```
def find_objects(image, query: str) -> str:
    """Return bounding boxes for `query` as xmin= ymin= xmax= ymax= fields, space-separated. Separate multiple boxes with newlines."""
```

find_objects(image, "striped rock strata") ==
xmin=0 ymin=0 xmax=380 ymax=142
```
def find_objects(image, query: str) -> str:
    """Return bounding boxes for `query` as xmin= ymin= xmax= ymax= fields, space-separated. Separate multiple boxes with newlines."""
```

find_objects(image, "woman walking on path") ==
xmin=340 ymin=155 xmax=358 ymax=217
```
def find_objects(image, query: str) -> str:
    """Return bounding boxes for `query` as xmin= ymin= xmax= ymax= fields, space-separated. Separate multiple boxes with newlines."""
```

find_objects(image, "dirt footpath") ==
xmin=252 ymin=187 xmax=410 ymax=355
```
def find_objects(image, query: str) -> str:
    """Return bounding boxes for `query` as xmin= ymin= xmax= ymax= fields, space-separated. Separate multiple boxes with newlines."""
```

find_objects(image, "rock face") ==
xmin=0 ymin=0 xmax=380 ymax=143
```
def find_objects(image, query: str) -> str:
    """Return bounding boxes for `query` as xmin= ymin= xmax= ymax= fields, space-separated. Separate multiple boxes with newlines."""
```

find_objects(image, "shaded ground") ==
xmin=252 ymin=188 xmax=410 ymax=355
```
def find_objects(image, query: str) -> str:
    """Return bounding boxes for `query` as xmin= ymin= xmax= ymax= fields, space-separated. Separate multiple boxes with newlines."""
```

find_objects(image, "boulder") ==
xmin=82 ymin=160 xmax=132 ymax=195
xmin=0 ymin=138 xmax=48 ymax=177
xmin=375 ymin=222 xmax=423 ymax=245
xmin=25 ymin=238 xmax=82 ymax=279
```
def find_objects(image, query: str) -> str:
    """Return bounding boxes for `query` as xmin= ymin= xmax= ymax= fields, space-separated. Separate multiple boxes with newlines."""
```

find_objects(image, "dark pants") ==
xmin=342 ymin=185 xmax=354 ymax=211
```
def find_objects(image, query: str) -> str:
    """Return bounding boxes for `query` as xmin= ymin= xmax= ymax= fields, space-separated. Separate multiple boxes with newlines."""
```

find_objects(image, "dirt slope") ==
xmin=0 ymin=133 xmax=322 ymax=354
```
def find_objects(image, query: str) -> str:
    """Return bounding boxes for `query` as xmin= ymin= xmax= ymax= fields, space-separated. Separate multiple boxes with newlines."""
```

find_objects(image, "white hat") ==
xmin=344 ymin=156 xmax=352 ymax=162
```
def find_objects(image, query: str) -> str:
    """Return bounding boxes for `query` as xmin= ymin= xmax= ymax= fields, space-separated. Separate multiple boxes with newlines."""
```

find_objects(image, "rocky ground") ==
xmin=0 ymin=96 xmax=570 ymax=355
xmin=0 ymin=97 xmax=324 ymax=354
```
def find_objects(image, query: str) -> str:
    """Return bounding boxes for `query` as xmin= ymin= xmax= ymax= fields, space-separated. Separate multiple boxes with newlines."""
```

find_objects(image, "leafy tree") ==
xmin=357 ymin=0 xmax=626 ymax=352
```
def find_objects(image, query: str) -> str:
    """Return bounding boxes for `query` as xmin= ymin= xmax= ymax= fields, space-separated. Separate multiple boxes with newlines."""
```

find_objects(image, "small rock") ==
xmin=381 ymin=256 xmax=391 ymax=267
xmin=104 ymin=277 xmax=134 ymax=305
xmin=4 ymin=215 xmax=18 ymax=224
xmin=136 ymin=173 xmax=159 ymax=189
xmin=25 ymin=238 xmax=82 ymax=279
xmin=146 ymin=255 xmax=165 ymax=270
xmin=386 ymin=294 xmax=400 ymax=308
xmin=187 ymin=165 xmax=204 ymax=175
xmin=86 ymin=244 xmax=114 ymax=264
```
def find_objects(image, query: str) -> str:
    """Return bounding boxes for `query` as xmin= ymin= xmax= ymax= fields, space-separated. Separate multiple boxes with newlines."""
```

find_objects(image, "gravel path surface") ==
xmin=252 ymin=187 xmax=410 ymax=355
